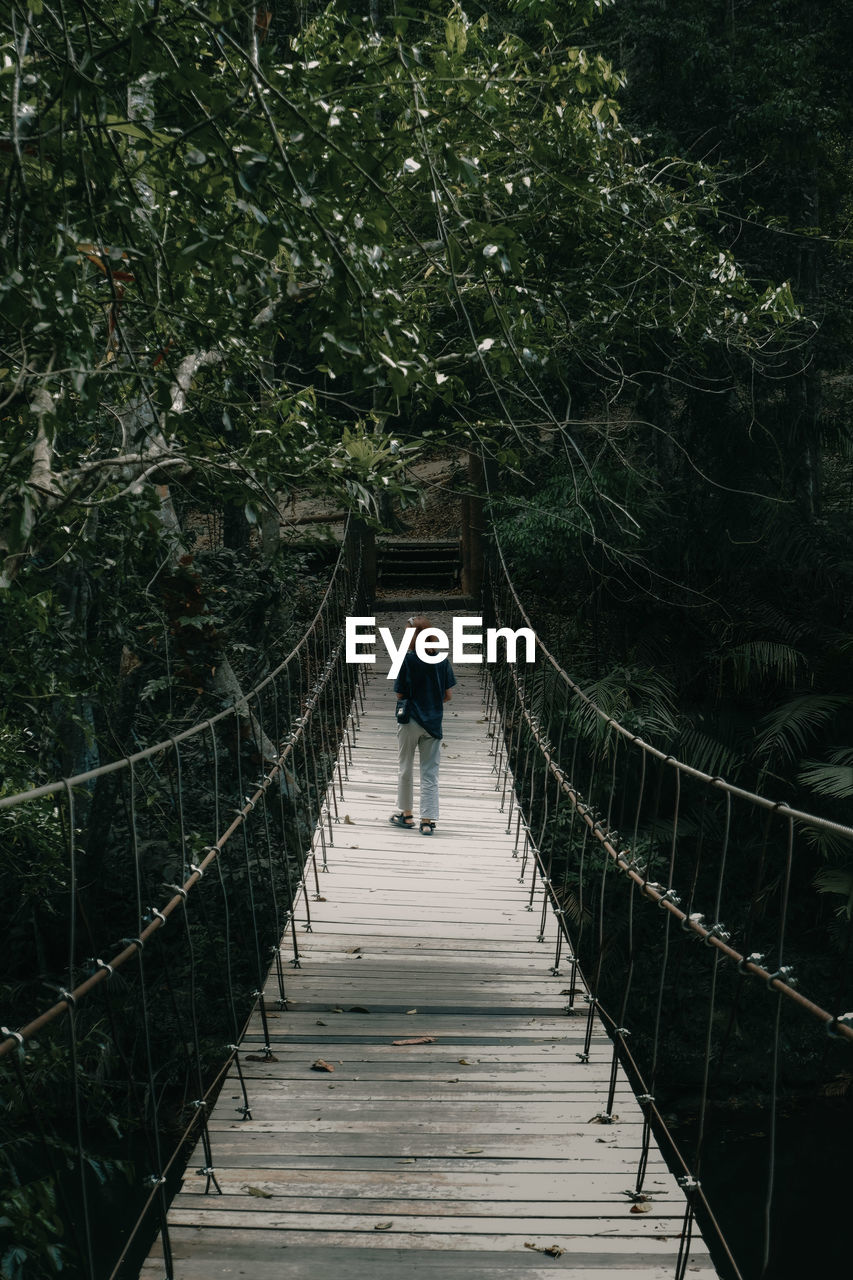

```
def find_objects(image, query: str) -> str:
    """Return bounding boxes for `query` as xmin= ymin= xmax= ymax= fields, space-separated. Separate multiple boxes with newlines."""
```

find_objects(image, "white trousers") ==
xmin=396 ymin=718 xmax=442 ymax=820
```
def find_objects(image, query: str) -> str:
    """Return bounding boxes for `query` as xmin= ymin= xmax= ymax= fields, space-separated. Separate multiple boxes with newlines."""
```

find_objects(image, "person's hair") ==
xmin=408 ymin=615 xmax=435 ymax=651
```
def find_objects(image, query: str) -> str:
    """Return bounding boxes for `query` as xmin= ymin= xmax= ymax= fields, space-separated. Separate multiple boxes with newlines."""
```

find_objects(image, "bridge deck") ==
xmin=143 ymin=616 xmax=718 ymax=1278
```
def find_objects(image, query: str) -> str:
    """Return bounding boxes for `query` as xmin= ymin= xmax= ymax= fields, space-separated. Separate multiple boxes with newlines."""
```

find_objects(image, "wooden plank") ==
xmin=202 ymin=1135 xmax=662 ymax=1160
xmin=145 ymin=1228 xmax=713 ymax=1261
xmin=141 ymin=1240 xmax=718 ymax=1279
xmin=167 ymin=1206 xmax=698 ymax=1238
xmin=189 ymin=1168 xmax=678 ymax=1199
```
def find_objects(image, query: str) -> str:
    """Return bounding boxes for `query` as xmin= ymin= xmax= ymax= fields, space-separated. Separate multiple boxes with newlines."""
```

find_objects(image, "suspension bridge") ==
xmin=1 ymin=522 xmax=851 ymax=1280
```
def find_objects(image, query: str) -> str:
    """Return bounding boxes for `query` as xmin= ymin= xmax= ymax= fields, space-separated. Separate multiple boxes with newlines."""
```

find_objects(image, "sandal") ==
xmin=419 ymin=819 xmax=436 ymax=835
xmin=389 ymin=812 xmax=415 ymax=829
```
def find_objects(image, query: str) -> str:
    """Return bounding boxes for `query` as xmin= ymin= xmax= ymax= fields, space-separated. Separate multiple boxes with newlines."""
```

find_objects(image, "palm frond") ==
xmin=798 ymin=760 xmax=853 ymax=800
xmin=674 ymin=722 xmax=744 ymax=779
xmin=752 ymin=694 xmax=852 ymax=766
xmin=814 ymin=867 xmax=853 ymax=919
xmin=722 ymin=641 xmax=806 ymax=692
xmin=575 ymin=665 xmax=679 ymax=745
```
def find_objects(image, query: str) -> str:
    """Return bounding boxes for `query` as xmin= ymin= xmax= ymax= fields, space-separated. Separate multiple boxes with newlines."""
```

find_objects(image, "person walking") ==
xmin=389 ymin=615 xmax=456 ymax=835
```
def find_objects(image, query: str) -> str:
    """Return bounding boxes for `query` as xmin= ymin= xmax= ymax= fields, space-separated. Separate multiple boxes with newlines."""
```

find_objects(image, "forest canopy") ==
xmin=0 ymin=0 xmax=807 ymax=779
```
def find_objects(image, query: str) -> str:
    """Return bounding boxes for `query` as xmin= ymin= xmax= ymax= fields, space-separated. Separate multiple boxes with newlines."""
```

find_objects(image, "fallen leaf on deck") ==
xmin=245 ymin=1053 xmax=278 ymax=1062
xmin=630 ymin=1203 xmax=652 ymax=1214
xmin=346 ymin=946 xmax=362 ymax=954
xmin=316 ymin=1019 xmax=327 ymax=1026
xmin=406 ymin=1008 xmax=417 ymax=1014
xmin=315 ymin=895 xmax=327 ymax=902
xmin=331 ymin=1007 xmax=344 ymax=1013
xmin=348 ymin=1005 xmax=370 ymax=1013
xmin=373 ymin=1221 xmax=393 ymax=1231
xmin=343 ymin=815 xmax=355 ymax=824
xmin=524 ymin=1243 xmax=565 ymax=1258
xmin=457 ymin=1058 xmax=471 ymax=1065
xmin=244 ymin=1185 xmax=274 ymax=1198
xmin=464 ymin=1147 xmax=484 ymax=1153
xmin=392 ymin=1036 xmax=436 ymax=1046
xmin=311 ymin=1059 xmax=335 ymax=1072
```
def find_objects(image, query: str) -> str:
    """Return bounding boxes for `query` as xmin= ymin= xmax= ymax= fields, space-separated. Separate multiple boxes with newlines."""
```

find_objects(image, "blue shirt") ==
xmin=394 ymin=650 xmax=457 ymax=739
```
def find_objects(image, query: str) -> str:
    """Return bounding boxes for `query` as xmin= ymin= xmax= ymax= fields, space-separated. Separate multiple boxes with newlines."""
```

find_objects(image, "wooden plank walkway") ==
xmin=144 ymin=612 xmax=719 ymax=1278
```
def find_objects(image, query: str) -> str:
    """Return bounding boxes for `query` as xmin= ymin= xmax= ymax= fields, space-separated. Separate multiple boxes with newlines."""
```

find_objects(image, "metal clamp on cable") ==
xmin=189 ymin=863 xmax=206 ymax=879
xmin=191 ymin=1099 xmax=208 ymax=1110
xmin=58 ymin=988 xmax=76 ymax=1009
xmin=147 ymin=1174 xmax=166 ymax=1187
xmin=576 ymin=1051 xmax=590 ymax=1063
xmin=766 ymin=965 xmax=797 ymax=988
xmin=95 ymin=959 xmax=114 ymax=978
xmin=637 ymin=1093 xmax=655 ymax=1106
xmin=121 ymin=936 xmax=145 ymax=951
xmin=681 ymin=912 xmax=704 ymax=934
xmin=196 ymin=1166 xmax=216 ymax=1177
xmin=703 ymin=922 xmax=731 ymax=947
xmin=678 ymin=1175 xmax=701 ymax=1193
xmin=616 ymin=1027 xmax=631 ymax=1038
xmin=167 ymin=884 xmax=188 ymax=902
xmin=147 ymin=908 xmax=167 ymax=928
xmin=826 ymin=1011 xmax=853 ymax=1039
xmin=656 ymin=888 xmax=681 ymax=910
xmin=737 ymin=951 xmax=765 ymax=975
xmin=1 ymin=1026 xmax=24 ymax=1049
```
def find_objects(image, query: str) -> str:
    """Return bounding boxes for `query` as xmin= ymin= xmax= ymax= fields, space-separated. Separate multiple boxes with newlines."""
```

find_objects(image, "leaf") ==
xmin=630 ymin=1203 xmax=652 ymax=1214
xmin=524 ymin=1243 xmax=565 ymax=1257
xmin=464 ymin=1147 xmax=484 ymax=1153
xmin=799 ymin=758 xmax=853 ymax=800
xmin=406 ymin=1008 xmax=417 ymax=1014
xmin=343 ymin=814 xmax=355 ymax=824
xmin=311 ymin=1059 xmax=335 ymax=1072
xmin=244 ymin=1185 xmax=273 ymax=1198
xmin=373 ymin=1221 xmax=393 ymax=1231
xmin=392 ymin=1035 xmax=436 ymax=1045
xmin=245 ymin=1053 xmax=278 ymax=1062
xmin=753 ymin=694 xmax=851 ymax=765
